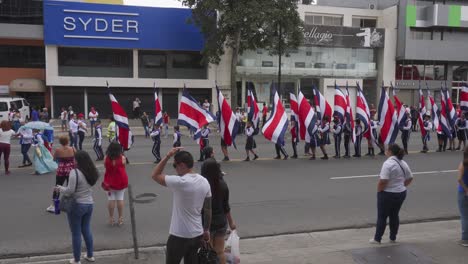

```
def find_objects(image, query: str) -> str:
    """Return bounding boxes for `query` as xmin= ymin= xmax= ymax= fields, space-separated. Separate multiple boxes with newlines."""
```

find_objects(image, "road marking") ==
xmin=330 ymin=169 xmax=458 ymax=180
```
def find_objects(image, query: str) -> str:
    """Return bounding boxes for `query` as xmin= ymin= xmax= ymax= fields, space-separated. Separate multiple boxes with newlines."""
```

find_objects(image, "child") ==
xmin=290 ymin=120 xmax=298 ymax=159
xmin=173 ymin=126 xmax=181 ymax=147
xmin=93 ymin=120 xmax=104 ymax=161
xmin=198 ymin=125 xmax=210 ymax=162
xmin=244 ymin=121 xmax=259 ymax=161
xmin=150 ymin=124 xmax=161 ymax=163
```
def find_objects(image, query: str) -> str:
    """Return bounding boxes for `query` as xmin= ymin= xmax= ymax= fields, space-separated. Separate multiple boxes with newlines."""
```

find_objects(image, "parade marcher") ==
xmin=140 ymin=112 xmax=151 ymax=138
xmin=370 ymin=144 xmax=413 ymax=244
xmin=457 ymin=147 xmax=468 ymax=246
xmin=421 ymin=114 xmax=433 ymax=153
xmin=69 ymin=114 xmax=78 ymax=149
xmin=354 ymin=119 xmax=363 ymax=158
xmin=343 ymin=118 xmax=352 ymax=158
xmin=221 ymin=138 xmax=230 ymax=161
xmin=198 ymin=125 xmax=211 ymax=162
xmin=93 ymin=120 xmax=104 ymax=161
xmin=262 ymin=103 xmax=268 ymax=128
xmin=151 ymin=149 xmax=212 ymax=264
xmin=132 ymin=97 xmax=141 ymax=119
xmin=241 ymin=110 xmax=247 ymax=133
xmin=244 ymin=121 xmax=259 ymax=161
xmin=173 ymin=125 xmax=181 ymax=147
xmin=0 ymin=121 xmax=16 ymax=175
xmin=318 ymin=116 xmax=330 ymax=160
xmin=18 ymin=126 xmax=33 ymax=168
xmin=32 ymin=129 xmax=57 ymax=175
xmin=410 ymin=106 xmax=418 ymax=131
xmin=107 ymin=116 xmax=116 ymax=143
xmin=401 ymin=112 xmax=412 ymax=155
xmin=163 ymin=112 xmax=170 ymax=138
xmin=309 ymin=120 xmax=320 ymax=160
xmin=47 ymin=135 xmax=75 ymax=213
xmin=201 ymin=158 xmax=236 ymax=263
xmin=102 ymin=142 xmax=129 ymax=226
xmin=150 ymin=124 xmax=162 ymax=163
xmin=60 ymin=107 xmax=68 ymax=132
xmin=67 ymin=106 xmax=74 ymax=122
xmin=77 ymin=113 xmax=87 ymax=151
xmin=43 ymin=128 xmax=54 ymax=153
xmin=436 ymin=123 xmax=448 ymax=153
xmin=456 ymin=113 xmax=467 ymax=151
xmin=332 ymin=116 xmax=342 ymax=158
xmin=291 ymin=119 xmax=298 ymax=159
xmin=56 ymin=151 xmax=98 ymax=264
xmin=88 ymin=107 xmax=99 ymax=137
xmin=12 ymin=110 xmax=21 ymax=132
xmin=31 ymin=107 xmax=39 ymax=121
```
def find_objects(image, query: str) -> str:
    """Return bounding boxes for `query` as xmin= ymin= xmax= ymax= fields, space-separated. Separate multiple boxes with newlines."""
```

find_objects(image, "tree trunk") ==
xmin=230 ymin=29 xmax=241 ymax=108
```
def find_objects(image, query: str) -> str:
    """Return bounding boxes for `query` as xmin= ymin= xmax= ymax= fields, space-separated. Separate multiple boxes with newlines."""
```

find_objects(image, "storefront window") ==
xmin=352 ymin=17 xmax=377 ymax=28
xmin=58 ymin=47 xmax=133 ymax=78
xmin=138 ymin=50 xmax=167 ymax=78
xmin=395 ymin=61 xmax=446 ymax=81
xmin=304 ymin=13 xmax=342 ymax=26
xmin=0 ymin=45 xmax=44 ymax=68
xmin=0 ymin=0 xmax=43 ymax=25
xmin=168 ymin=52 xmax=207 ymax=79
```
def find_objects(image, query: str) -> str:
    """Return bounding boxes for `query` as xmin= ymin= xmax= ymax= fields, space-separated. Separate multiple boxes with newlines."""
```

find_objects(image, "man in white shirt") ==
xmin=151 ymin=148 xmax=212 ymax=264
xmin=202 ymin=99 xmax=210 ymax=112
xmin=133 ymin=98 xmax=141 ymax=119
xmin=68 ymin=114 xmax=78 ymax=149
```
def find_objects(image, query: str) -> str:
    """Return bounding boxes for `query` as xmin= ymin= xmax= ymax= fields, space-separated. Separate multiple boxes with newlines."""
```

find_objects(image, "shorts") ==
xmin=61 ymin=120 xmax=67 ymax=126
xmin=107 ymin=189 xmax=126 ymax=201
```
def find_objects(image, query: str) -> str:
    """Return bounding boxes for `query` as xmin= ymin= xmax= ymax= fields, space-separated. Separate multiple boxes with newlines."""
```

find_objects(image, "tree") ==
xmin=181 ymin=0 xmax=303 ymax=106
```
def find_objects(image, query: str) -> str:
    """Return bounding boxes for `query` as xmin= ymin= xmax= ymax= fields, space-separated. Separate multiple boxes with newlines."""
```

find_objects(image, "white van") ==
xmin=0 ymin=97 xmax=31 ymax=121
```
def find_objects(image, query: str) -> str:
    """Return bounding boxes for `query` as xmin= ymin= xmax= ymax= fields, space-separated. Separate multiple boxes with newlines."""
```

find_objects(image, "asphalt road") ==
xmin=0 ymin=132 xmax=462 ymax=258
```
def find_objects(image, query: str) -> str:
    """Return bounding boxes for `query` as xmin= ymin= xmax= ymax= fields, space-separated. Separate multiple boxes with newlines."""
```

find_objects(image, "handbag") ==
xmin=59 ymin=169 xmax=79 ymax=212
xmin=198 ymin=241 xmax=219 ymax=264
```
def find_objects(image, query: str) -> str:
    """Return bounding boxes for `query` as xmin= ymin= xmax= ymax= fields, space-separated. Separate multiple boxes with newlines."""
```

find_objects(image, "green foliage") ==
xmin=181 ymin=0 xmax=303 ymax=64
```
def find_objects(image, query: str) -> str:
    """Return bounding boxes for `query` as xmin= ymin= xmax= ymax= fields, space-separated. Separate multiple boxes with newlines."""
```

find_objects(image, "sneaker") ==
xmin=389 ymin=239 xmax=397 ymax=243
xmin=69 ymin=259 xmax=81 ymax=264
xmin=253 ymin=155 xmax=259 ymax=160
xmin=222 ymin=157 xmax=230 ymax=161
xmin=46 ymin=205 xmax=55 ymax=213
xmin=283 ymin=156 xmax=288 ymax=160
xmin=369 ymin=238 xmax=380 ymax=244
xmin=320 ymin=156 xmax=328 ymax=160
xmin=82 ymin=254 xmax=95 ymax=262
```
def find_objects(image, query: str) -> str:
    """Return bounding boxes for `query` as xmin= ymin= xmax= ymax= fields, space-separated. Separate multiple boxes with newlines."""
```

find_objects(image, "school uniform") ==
xmin=332 ymin=122 xmax=342 ymax=158
xmin=151 ymin=128 xmax=161 ymax=162
xmin=401 ymin=119 xmax=412 ymax=154
xmin=245 ymin=126 xmax=256 ymax=150
xmin=310 ymin=123 xmax=320 ymax=148
xmin=354 ymin=123 xmax=363 ymax=157
xmin=199 ymin=127 xmax=211 ymax=161
xmin=456 ymin=118 xmax=467 ymax=142
xmin=319 ymin=122 xmax=331 ymax=145
xmin=173 ymin=131 xmax=181 ymax=147
xmin=93 ymin=125 xmax=104 ymax=160
xmin=422 ymin=120 xmax=433 ymax=152
xmin=343 ymin=122 xmax=351 ymax=157
xmin=436 ymin=125 xmax=448 ymax=152
xmin=291 ymin=125 xmax=298 ymax=158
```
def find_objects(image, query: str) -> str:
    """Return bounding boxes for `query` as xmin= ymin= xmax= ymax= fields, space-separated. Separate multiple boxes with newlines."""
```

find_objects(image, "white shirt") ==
xmin=69 ymin=120 xmax=79 ymax=133
xmin=0 ymin=129 xmax=15 ymax=144
xmin=203 ymin=102 xmax=210 ymax=111
xmin=61 ymin=111 xmax=68 ymax=121
xmin=165 ymin=173 xmax=211 ymax=238
xmin=379 ymin=157 xmax=413 ymax=193
xmin=78 ymin=120 xmax=87 ymax=133
xmin=133 ymin=100 xmax=140 ymax=109
xmin=236 ymin=112 xmax=241 ymax=122
xmin=245 ymin=127 xmax=254 ymax=136
xmin=88 ymin=111 xmax=99 ymax=121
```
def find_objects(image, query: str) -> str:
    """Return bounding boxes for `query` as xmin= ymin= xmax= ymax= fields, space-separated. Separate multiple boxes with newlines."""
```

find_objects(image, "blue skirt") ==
xmin=33 ymin=144 xmax=58 ymax=174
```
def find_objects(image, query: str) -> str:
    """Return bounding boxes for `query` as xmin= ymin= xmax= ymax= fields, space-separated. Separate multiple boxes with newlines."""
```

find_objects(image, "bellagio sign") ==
xmin=43 ymin=0 xmax=204 ymax=51
xmin=302 ymin=25 xmax=385 ymax=48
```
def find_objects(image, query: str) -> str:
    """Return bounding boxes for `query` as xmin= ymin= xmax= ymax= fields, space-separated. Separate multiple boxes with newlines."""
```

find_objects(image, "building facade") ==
xmin=236 ymin=0 xmax=398 ymax=110
xmin=395 ymin=0 xmax=468 ymax=108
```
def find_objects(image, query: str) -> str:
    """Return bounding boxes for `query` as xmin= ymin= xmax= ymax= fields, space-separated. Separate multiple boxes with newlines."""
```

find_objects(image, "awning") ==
xmin=9 ymin=78 xmax=46 ymax=92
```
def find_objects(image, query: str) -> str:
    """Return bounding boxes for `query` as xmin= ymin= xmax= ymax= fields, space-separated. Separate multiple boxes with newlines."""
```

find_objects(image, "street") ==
xmin=0 ymin=132 xmax=462 ymax=258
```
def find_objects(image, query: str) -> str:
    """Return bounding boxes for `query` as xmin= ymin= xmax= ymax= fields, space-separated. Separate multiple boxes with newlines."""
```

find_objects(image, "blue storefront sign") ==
xmin=44 ymin=0 xmax=204 ymax=51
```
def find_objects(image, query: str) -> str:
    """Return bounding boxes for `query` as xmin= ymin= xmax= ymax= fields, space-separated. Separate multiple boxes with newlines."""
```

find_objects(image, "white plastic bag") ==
xmin=225 ymin=230 xmax=240 ymax=264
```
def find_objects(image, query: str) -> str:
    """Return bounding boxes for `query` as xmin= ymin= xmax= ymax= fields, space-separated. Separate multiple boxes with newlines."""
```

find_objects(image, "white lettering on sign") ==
xmin=62 ymin=9 xmax=140 ymax=41
xmin=303 ymin=27 xmax=333 ymax=43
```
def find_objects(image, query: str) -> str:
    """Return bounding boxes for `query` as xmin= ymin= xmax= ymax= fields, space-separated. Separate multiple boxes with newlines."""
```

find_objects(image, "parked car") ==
xmin=0 ymin=97 xmax=30 ymax=122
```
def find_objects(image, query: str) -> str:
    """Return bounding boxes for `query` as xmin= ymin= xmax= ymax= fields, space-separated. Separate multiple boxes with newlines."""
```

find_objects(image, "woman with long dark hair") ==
xmin=370 ymin=144 xmax=413 ymax=244
xmin=201 ymin=159 xmax=236 ymax=264
xmin=103 ymin=141 xmax=129 ymax=226
xmin=56 ymin=151 xmax=99 ymax=264
xmin=0 ymin=120 xmax=16 ymax=175
xmin=456 ymin=147 xmax=468 ymax=246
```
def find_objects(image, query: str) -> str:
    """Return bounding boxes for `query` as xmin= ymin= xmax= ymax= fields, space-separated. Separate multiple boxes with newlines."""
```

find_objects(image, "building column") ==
xmin=84 ymin=87 xmax=88 ymax=119
xmin=50 ymin=86 xmax=54 ymax=119
xmin=211 ymin=86 xmax=217 ymax=114
xmin=133 ymin=49 xmax=138 ymax=79
xmin=241 ymin=78 xmax=246 ymax=109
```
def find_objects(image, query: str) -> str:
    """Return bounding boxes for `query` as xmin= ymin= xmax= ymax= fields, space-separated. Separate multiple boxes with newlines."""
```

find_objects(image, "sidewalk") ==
xmin=2 ymin=220 xmax=465 ymax=264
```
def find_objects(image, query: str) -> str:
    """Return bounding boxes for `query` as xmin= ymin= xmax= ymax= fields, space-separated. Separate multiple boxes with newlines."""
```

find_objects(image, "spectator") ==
xmin=163 ymin=112 xmax=170 ymax=138
xmin=12 ymin=110 xmax=21 ymax=132
xmin=151 ymin=149 xmax=212 ymax=264
xmin=370 ymin=144 xmax=413 ymax=244
xmin=0 ymin=121 xmax=16 ymax=175
xmin=56 ymin=151 xmax=99 ymax=264
xmin=88 ymin=107 xmax=99 ymax=136
xmin=31 ymin=107 xmax=39 ymax=121
xmin=201 ymin=158 xmax=236 ymax=264
xmin=40 ymin=108 xmax=49 ymax=122
xmin=18 ymin=125 xmax=33 ymax=168
xmin=60 ymin=107 xmax=68 ymax=132
xmin=140 ymin=112 xmax=150 ymax=138
xmin=77 ymin=113 xmax=87 ymax=151
xmin=68 ymin=106 xmax=74 ymax=122
xmin=103 ymin=142 xmax=129 ymax=226
xmin=203 ymin=99 xmax=211 ymax=112
xmin=133 ymin=98 xmax=141 ymax=119
xmin=457 ymin=147 xmax=468 ymax=247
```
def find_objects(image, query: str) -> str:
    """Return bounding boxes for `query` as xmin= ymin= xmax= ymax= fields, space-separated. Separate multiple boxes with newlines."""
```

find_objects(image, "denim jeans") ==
xmin=21 ymin=144 xmax=32 ymax=164
xmin=166 ymin=234 xmax=202 ymax=264
xmin=69 ymin=132 xmax=78 ymax=149
xmin=374 ymin=190 xmax=407 ymax=242
xmin=67 ymin=203 xmax=94 ymax=262
xmin=458 ymin=192 xmax=468 ymax=241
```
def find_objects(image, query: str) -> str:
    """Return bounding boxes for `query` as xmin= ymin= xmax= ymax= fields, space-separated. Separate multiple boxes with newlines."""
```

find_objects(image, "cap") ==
xmin=77 ymin=113 xmax=84 ymax=118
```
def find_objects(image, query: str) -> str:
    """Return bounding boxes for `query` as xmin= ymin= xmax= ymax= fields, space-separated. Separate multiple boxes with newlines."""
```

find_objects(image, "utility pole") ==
xmin=277 ymin=23 xmax=282 ymax=99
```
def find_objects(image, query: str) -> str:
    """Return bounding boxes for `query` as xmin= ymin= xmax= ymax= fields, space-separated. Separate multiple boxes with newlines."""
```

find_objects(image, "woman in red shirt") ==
xmin=103 ymin=142 xmax=129 ymax=226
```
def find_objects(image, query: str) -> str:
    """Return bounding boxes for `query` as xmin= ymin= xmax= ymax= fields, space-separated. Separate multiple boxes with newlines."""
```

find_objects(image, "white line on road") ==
xmin=330 ymin=170 xmax=458 ymax=180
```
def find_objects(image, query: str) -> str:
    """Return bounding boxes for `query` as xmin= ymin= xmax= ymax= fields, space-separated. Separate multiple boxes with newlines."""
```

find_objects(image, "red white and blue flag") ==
xmin=313 ymin=85 xmax=332 ymax=122
xmin=417 ymin=83 xmax=427 ymax=138
xmin=247 ymin=84 xmax=260 ymax=128
xmin=356 ymin=82 xmax=371 ymax=139
xmin=392 ymin=84 xmax=407 ymax=129
xmin=444 ymin=84 xmax=457 ymax=128
xmin=178 ymin=87 xmax=215 ymax=142
xmin=262 ymin=85 xmax=289 ymax=145
xmin=297 ymin=90 xmax=317 ymax=142
xmin=460 ymin=84 xmax=468 ymax=112
xmin=333 ymin=82 xmax=347 ymax=123
xmin=440 ymin=87 xmax=453 ymax=138
xmin=345 ymin=83 xmax=355 ymax=143
xmin=107 ymin=83 xmax=133 ymax=150
xmin=289 ymin=92 xmax=299 ymax=123
xmin=153 ymin=83 xmax=163 ymax=127
xmin=216 ymin=85 xmax=239 ymax=147
xmin=377 ymin=84 xmax=399 ymax=145
xmin=427 ymin=87 xmax=440 ymax=133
